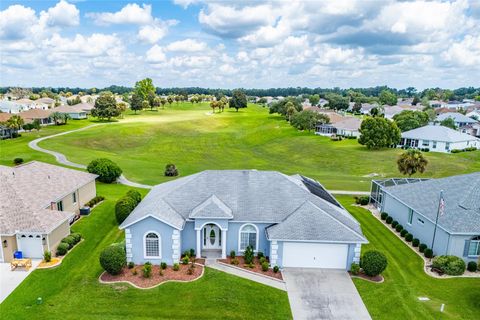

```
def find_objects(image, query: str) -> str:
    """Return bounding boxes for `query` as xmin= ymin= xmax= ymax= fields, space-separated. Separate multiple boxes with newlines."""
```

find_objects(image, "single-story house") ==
xmin=436 ymin=112 xmax=478 ymax=128
xmin=465 ymin=110 xmax=480 ymax=121
xmin=71 ymin=103 xmax=95 ymax=114
xmin=120 ymin=170 xmax=367 ymax=269
xmin=315 ymin=115 xmax=361 ymax=138
xmin=370 ymin=173 xmax=480 ymax=263
xmin=398 ymin=125 xmax=479 ymax=153
xmin=19 ymin=109 xmax=54 ymax=125
xmin=460 ymin=123 xmax=480 ymax=138
xmin=52 ymin=105 xmax=87 ymax=119
xmin=0 ymin=161 xmax=97 ymax=262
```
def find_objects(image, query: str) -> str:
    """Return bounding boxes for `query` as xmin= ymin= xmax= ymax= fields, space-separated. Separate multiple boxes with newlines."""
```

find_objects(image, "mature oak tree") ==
xmin=358 ymin=117 xmax=401 ymax=149
xmin=92 ymin=91 xmax=120 ymax=120
xmin=229 ymin=89 xmax=247 ymax=112
xmin=393 ymin=110 xmax=429 ymax=132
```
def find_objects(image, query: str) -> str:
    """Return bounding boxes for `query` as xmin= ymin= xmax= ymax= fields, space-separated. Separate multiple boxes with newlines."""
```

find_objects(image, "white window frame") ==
xmin=468 ymin=237 xmax=480 ymax=257
xmin=72 ymin=192 xmax=77 ymax=204
xmin=238 ymin=223 xmax=259 ymax=252
xmin=422 ymin=140 xmax=429 ymax=147
xmin=57 ymin=200 xmax=63 ymax=211
xmin=407 ymin=208 xmax=413 ymax=225
xmin=143 ymin=231 xmax=161 ymax=259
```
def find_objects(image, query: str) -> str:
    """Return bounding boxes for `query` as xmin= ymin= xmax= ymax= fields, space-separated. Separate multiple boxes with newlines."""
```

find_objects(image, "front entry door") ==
xmin=203 ymin=224 xmax=221 ymax=249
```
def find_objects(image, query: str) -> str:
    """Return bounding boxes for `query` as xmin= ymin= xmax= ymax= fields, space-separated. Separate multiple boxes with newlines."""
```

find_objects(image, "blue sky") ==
xmin=1 ymin=0 xmax=479 ymax=89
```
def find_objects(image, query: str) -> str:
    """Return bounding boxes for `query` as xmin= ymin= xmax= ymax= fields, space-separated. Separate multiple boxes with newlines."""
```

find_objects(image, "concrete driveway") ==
xmin=0 ymin=260 xmax=41 ymax=303
xmin=283 ymin=268 xmax=371 ymax=320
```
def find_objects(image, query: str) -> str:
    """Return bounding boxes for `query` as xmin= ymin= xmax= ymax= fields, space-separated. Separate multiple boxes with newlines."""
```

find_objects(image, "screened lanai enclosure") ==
xmin=370 ymin=178 xmax=430 ymax=209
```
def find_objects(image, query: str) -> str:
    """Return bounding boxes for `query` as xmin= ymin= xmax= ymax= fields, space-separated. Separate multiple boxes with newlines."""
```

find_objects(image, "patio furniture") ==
xmin=10 ymin=258 xmax=32 ymax=271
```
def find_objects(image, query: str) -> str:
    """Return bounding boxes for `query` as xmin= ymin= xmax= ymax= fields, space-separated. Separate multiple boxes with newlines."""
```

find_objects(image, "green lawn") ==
xmin=0 ymin=183 xmax=292 ymax=320
xmin=337 ymin=196 xmax=480 ymax=320
xmin=24 ymin=103 xmax=480 ymax=191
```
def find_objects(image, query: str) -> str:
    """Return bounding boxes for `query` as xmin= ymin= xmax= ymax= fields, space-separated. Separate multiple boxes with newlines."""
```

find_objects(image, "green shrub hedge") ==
xmin=432 ymin=255 xmax=466 ymax=275
xmin=361 ymin=250 xmax=388 ymax=276
xmin=355 ymin=196 xmax=369 ymax=205
xmin=126 ymin=190 xmax=142 ymax=205
xmin=405 ymin=233 xmax=413 ymax=242
xmin=244 ymin=246 xmax=254 ymax=264
xmin=61 ymin=235 xmax=76 ymax=249
xmin=380 ymin=212 xmax=388 ymax=220
xmin=412 ymin=238 xmax=420 ymax=247
xmin=261 ymin=261 xmax=269 ymax=272
xmin=467 ymin=261 xmax=478 ymax=272
xmin=56 ymin=242 xmax=69 ymax=256
xmin=400 ymin=229 xmax=408 ymax=237
xmin=419 ymin=243 xmax=427 ymax=252
xmin=424 ymin=248 xmax=433 ymax=258
xmin=273 ymin=266 xmax=279 ymax=273
xmin=396 ymin=224 xmax=403 ymax=232
xmin=85 ymin=195 xmax=105 ymax=207
xmin=99 ymin=243 xmax=126 ymax=275
xmin=350 ymin=262 xmax=360 ymax=275
xmin=115 ymin=196 xmax=137 ymax=224
xmin=386 ymin=216 xmax=393 ymax=224
xmin=391 ymin=220 xmax=398 ymax=228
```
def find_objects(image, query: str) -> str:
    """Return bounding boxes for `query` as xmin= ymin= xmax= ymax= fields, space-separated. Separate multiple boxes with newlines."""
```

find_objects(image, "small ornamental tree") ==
xmin=244 ymin=246 xmax=254 ymax=264
xmin=361 ymin=250 xmax=388 ymax=277
xmin=397 ymin=149 xmax=428 ymax=176
xmin=87 ymin=158 xmax=122 ymax=183
xmin=164 ymin=164 xmax=179 ymax=177
xmin=99 ymin=244 xmax=126 ymax=275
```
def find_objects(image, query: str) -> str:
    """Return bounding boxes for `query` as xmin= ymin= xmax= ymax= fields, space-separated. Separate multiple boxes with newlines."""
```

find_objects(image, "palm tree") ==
xmin=286 ymin=102 xmax=296 ymax=122
xmin=6 ymin=115 xmax=24 ymax=130
xmin=397 ymin=149 xmax=428 ymax=176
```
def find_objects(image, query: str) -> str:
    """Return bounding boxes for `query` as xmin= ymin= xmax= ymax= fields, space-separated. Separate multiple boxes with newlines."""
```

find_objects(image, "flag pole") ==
xmin=431 ymin=190 xmax=444 ymax=251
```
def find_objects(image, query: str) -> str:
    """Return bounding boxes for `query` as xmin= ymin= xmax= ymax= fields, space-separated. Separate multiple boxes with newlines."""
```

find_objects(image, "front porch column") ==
xmin=196 ymin=229 xmax=201 ymax=259
xmin=221 ymin=229 xmax=226 ymax=259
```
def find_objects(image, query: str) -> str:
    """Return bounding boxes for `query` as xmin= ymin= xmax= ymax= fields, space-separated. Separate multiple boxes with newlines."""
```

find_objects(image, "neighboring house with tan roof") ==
xmin=315 ymin=115 xmax=362 ymax=138
xmin=52 ymin=105 xmax=87 ymax=119
xmin=19 ymin=108 xmax=54 ymax=125
xmin=71 ymin=102 xmax=95 ymax=114
xmin=0 ymin=161 xmax=97 ymax=262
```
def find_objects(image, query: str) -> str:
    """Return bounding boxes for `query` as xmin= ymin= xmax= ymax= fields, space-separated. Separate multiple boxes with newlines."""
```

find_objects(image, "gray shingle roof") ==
xmin=265 ymin=201 xmax=366 ymax=242
xmin=401 ymin=125 xmax=479 ymax=142
xmin=383 ymin=172 xmax=480 ymax=234
xmin=436 ymin=112 xmax=478 ymax=124
xmin=120 ymin=170 xmax=366 ymax=243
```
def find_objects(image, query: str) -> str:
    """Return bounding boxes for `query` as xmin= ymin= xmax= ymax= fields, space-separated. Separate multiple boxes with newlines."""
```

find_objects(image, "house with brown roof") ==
xmin=19 ymin=109 xmax=54 ymax=125
xmin=0 ymin=161 xmax=97 ymax=262
xmin=52 ymin=105 xmax=87 ymax=119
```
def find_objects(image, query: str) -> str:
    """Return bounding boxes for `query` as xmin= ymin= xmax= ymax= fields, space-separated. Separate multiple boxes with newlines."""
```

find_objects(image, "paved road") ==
xmin=283 ymin=268 xmax=371 ymax=320
xmin=28 ymin=125 xmax=370 ymax=194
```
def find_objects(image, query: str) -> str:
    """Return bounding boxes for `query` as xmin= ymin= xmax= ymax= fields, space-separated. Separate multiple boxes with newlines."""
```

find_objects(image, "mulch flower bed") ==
xmin=349 ymin=271 xmax=383 ymax=283
xmin=100 ymin=263 xmax=204 ymax=289
xmin=218 ymin=256 xmax=283 ymax=280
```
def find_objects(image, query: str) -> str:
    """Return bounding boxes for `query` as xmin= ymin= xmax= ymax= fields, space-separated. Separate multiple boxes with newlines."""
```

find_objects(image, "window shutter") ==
xmin=463 ymin=240 xmax=470 ymax=257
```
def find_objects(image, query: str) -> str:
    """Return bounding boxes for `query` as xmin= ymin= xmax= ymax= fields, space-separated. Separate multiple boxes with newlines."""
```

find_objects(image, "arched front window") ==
xmin=144 ymin=232 xmax=161 ymax=258
xmin=239 ymin=224 xmax=258 ymax=252
xmin=468 ymin=236 xmax=480 ymax=257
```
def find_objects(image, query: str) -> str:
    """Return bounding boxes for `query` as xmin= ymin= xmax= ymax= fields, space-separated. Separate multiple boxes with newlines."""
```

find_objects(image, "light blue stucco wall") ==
xmin=347 ymin=244 xmax=356 ymax=269
xmin=276 ymin=241 xmax=284 ymax=267
xmin=226 ymin=222 xmax=272 ymax=257
xmin=193 ymin=219 xmax=229 ymax=230
xmin=381 ymin=192 xmax=472 ymax=260
xmin=181 ymin=221 xmax=196 ymax=253
xmin=128 ymin=217 xmax=175 ymax=265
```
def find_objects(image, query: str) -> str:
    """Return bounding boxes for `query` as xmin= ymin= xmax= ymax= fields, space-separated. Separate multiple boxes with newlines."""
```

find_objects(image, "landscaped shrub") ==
xmin=386 ymin=216 xmax=393 ymax=224
xmin=143 ymin=262 xmax=152 ymax=278
xmin=259 ymin=257 xmax=267 ymax=264
xmin=115 ymin=196 xmax=136 ymax=224
xmin=396 ymin=224 xmax=403 ymax=233
xmin=244 ymin=246 xmax=254 ymax=264
xmin=424 ymin=248 xmax=433 ymax=258
xmin=350 ymin=262 xmax=360 ymax=275
xmin=99 ymin=244 xmax=126 ymax=275
xmin=231 ymin=257 xmax=239 ymax=265
xmin=230 ymin=250 xmax=236 ymax=259
xmin=189 ymin=248 xmax=195 ymax=258
xmin=273 ymin=266 xmax=279 ymax=273
xmin=257 ymin=251 xmax=264 ymax=259
xmin=164 ymin=164 xmax=179 ymax=177
xmin=13 ymin=158 xmax=23 ymax=165
xmin=467 ymin=261 xmax=478 ymax=272
xmin=173 ymin=263 xmax=180 ymax=271
xmin=56 ymin=243 xmax=69 ymax=256
xmin=261 ymin=261 xmax=269 ymax=272
xmin=61 ymin=235 xmax=76 ymax=249
xmin=187 ymin=264 xmax=195 ymax=275
xmin=126 ymin=190 xmax=142 ymax=205
xmin=400 ymin=229 xmax=408 ymax=237
xmin=128 ymin=261 xmax=135 ymax=269
xmin=160 ymin=262 xmax=167 ymax=270
xmin=183 ymin=250 xmax=190 ymax=258
xmin=85 ymin=195 xmax=105 ymax=207
xmin=43 ymin=250 xmax=51 ymax=262
xmin=391 ymin=220 xmax=398 ymax=228
xmin=419 ymin=243 xmax=427 ymax=252
xmin=380 ymin=212 xmax=388 ymax=220
xmin=87 ymin=158 xmax=122 ymax=183
xmin=182 ymin=256 xmax=189 ymax=265
xmin=247 ymin=262 xmax=255 ymax=268
xmin=412 ymin=238 xmax=420 ymax=247
xmin=70 ymin=233 xmax=82 ymax=244
xmin=432 ymin=256 xmax=466 ymax=275
xmin=355 ymin=196 xmax=369 ymax=205
xmin=405 ymin=233 xmax=413 ymax=242
xmin=361 ymin=250 xmax=388 ymax=277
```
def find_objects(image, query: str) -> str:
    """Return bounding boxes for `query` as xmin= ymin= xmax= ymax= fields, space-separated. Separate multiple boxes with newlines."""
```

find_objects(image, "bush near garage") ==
xmin=361 ymin=250 xmax=388 ymax=277
xmin=56 ymin=242 xmax=69 ymax=256
xmin=467 ymin=261 xmax=477 ymax=272
xmin=432 ymin=255 xmax=466 ymax=276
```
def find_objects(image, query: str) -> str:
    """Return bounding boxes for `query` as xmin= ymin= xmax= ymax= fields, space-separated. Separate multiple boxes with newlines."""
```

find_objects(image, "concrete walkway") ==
xmin=28 ymin=125 xmax=152 ymax=189
xmin=28 ymin=123 xmax=370 ymax=194
xmin=208 ymin=262 xmax=287 ymax=291
xmin=283 ymin=268 xmax=371 ymax=320
xmin=0 ymin=260 xmax=41 ymax=303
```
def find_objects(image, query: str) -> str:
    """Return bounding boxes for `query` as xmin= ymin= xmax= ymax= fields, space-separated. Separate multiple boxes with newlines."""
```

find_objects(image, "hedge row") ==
xmin=115 ymin=190 xmax=142 ymax=224
xmin=56 ymin=232 xmax=82 ymax=256
xmin=381 ymin=212 xmax=434 ymax=259
xmin=85 ymin=195 xmax=105 ymax=208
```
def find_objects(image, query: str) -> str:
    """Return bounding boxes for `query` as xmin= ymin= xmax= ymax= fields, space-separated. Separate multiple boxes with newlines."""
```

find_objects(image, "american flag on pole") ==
xmin=439 ymin=191 xmax=445 ymax=216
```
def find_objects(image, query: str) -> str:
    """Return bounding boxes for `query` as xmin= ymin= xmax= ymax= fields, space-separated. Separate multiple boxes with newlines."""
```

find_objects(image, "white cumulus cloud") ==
xmin=87 ymin=3 xmax=153 ymax=25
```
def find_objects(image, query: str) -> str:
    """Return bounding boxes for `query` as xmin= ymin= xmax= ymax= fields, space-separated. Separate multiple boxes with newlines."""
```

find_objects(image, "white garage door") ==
xmin=17 ymin=234 xmax=44 ymax=258
xmin=283 ymin=242 xmax=348 ymax=269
